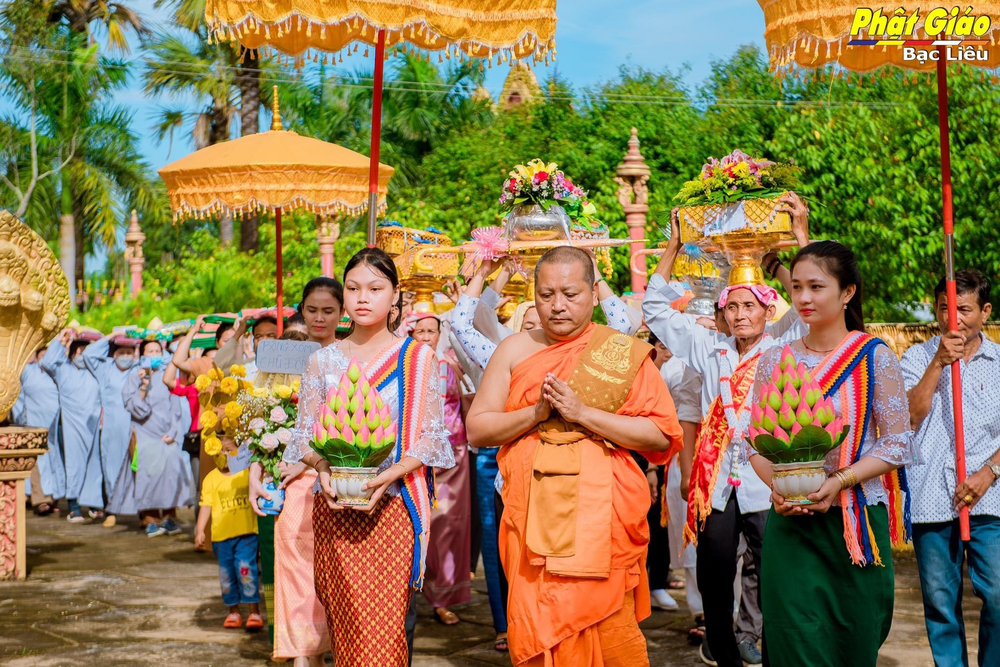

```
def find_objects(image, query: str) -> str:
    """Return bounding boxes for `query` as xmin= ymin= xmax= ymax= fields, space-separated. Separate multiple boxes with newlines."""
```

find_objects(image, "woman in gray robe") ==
xmin=107 ymin=340 xmax=193 ymax=537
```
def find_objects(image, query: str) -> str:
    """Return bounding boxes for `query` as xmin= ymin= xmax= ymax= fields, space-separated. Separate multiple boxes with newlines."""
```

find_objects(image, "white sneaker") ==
xmin=650 ymin=588 xmax=679 ymax=611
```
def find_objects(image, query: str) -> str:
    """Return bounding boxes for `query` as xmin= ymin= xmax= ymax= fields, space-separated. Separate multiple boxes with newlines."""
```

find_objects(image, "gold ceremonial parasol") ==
xmin=158 ymin=88 xmax=394 ymax=333
xmin=758 ymin=0 xmax=1000 ymax=540
xmin=203 ymin=0 xmax=558 ymax=244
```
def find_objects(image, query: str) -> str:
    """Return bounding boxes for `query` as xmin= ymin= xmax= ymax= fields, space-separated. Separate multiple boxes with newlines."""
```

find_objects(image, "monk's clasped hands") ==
xmin=542 ymin=374 xmax=585 ymax=423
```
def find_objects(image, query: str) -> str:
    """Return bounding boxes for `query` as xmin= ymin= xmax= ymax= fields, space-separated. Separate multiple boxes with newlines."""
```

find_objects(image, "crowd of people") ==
xmin=9 ymin=193 xmax=999 ymax=667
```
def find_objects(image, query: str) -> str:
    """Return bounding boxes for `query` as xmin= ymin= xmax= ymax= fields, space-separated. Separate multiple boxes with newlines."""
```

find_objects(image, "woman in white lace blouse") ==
xmin=285 ymin=248 xmax=454 ymax=667
xmin=747 ymin=241 xmax=915 ymax=667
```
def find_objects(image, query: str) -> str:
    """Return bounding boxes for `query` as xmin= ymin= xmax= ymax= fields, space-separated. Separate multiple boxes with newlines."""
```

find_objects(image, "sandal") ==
xmin=688 ymin=615 xmax=706 ymax=646
xmin=434 ymin=608 xmax=460 ymax=626
xmin=245 ymin=612 xmax=264 ymax=630
xmin=668 ymin=573 xmax=686 ymax=590
xmin=35 ymin=503 xmax=56 ymax=516
xmin=494 ymin=633 xmax=509 ymax=652
xmin=223 ymin=612 xmax=243 ymax=629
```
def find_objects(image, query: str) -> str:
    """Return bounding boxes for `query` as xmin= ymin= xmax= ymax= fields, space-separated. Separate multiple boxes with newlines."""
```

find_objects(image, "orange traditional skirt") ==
xmin=313 ymin=494 xmax=415 ymax=667
xmin=273 ymin=471 xmax=330 ymax=660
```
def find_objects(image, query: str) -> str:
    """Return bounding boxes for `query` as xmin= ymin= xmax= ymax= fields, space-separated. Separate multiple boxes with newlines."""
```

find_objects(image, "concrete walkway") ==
xmin=1 ymin=509 xmax=980 ymax=666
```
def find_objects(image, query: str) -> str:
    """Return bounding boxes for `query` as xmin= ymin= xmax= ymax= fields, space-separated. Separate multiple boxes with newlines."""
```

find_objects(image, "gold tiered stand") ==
xmin=678 ymin=192 xmax=797 ymax=284
xmin=376 ymin=225 xmax=458 ymax=312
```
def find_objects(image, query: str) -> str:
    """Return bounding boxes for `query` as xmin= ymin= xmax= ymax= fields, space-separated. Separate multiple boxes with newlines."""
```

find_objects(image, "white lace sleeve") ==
xmin=285 ymin=351 xmax=326 ymax=463
xmin=452 ymin=294 xmax=497 ymax=370
xmin=865 ymin=345 xmax=917 ymax=466
xmin=406 ymin=344 xmax=456 ymax=469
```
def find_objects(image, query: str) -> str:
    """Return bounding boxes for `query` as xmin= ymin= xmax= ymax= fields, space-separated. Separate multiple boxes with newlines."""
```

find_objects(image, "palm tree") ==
xmin=143 ymin=21 xmax=240 ymax=243
xmin=43 ymin=32 xmax=163 ymax=293
xmin=153 ymin=0 xmax=264 ymax=251
xmin=270 ymin=54 xmax=492 ymax=192
xmin=47 ymin=0 xmax=150 ymax=53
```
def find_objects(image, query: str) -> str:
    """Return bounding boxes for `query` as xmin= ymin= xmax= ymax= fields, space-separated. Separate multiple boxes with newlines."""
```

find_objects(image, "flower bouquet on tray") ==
xmin=748 ymin=346 xmax=850 ymax=504
xmin=310 ymin=358 xmax=398 ymax=507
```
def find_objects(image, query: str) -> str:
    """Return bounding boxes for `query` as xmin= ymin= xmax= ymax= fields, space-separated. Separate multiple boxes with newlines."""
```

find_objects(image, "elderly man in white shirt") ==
xmin=902 ymin=269 xmax=1000 ymax=667
xmin=642 ymin=197 xmax=810 ymax=667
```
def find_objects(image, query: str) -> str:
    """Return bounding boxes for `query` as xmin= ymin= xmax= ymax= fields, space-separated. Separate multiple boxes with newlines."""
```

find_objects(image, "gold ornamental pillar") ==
xmin=0 ymin=211 xmax=69 ymax=581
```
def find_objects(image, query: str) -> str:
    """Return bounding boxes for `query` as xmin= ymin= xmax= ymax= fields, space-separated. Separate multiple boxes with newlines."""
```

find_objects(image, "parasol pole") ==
xmin=276 ymin=207 xmax=284 ymax=336
xmin=936 ymin=47 xmax=970 ymax=541
xmin=366 ymin=29 xmax=387 ymax=246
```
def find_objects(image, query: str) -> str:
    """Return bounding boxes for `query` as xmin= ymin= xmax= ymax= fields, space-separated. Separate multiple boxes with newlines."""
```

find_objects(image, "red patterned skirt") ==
xmin=313 ymin=495 xmax=415 ymax=667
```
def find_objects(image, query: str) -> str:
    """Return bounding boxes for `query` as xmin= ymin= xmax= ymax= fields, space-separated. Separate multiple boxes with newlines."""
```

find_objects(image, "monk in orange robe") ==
xmin=467 ymin=247 xmax=684 ymax=666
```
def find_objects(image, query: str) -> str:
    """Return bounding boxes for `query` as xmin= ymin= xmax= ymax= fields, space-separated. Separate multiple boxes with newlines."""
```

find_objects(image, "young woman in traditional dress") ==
xmin=748 ymin=241 xmax=915 ymax=666
xmin=285 ymin=249 xmax=454 ymax=667
xmin=249 ymin=278 xmax=343 ymax=665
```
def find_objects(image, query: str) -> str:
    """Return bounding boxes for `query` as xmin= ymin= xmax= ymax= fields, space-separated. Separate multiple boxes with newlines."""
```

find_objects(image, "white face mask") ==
xmin=114 ymin=356 xmax=135 ymax=371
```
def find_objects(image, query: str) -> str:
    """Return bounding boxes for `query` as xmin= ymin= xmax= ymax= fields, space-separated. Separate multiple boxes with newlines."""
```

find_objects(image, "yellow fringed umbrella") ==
xmin=203 ymin=0 xmax=558 ymax=243
xmin=204 ymin=0 xmax=557 ymax=62
xmin=158 ymin=89 xmax=394 ymax=333
xmin=758 ymin=1 xmax=1000 ymax=541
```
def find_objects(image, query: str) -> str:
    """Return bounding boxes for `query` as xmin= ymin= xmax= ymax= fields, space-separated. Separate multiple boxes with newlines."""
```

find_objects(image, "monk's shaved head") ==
xmin=534 ymin=246 xmax=595 ymax=287
xmin=533 ymin=246 xmax=599 ymax=341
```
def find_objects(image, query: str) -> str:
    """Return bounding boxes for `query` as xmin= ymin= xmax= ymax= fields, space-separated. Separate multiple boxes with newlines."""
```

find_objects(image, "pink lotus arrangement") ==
xmin=310 ymin=357 xmax=397 ymax=468
xmin=749 ymin=346 xmax=849 ymax=464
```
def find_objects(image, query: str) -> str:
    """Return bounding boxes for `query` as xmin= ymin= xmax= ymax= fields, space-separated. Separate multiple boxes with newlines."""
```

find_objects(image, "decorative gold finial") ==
xmin=270 ymin=85 xmax=283 ymax=131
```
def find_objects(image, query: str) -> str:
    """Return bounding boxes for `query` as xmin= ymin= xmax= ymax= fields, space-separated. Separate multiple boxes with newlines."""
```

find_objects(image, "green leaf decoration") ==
xmin=360 ymin=443 xmax=397 ymax=468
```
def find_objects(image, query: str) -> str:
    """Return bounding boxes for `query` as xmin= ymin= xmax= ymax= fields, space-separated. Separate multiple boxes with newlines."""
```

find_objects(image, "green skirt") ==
xmin=761 ymin=505 xmax=894 ymax=667
xmin=258 ymin=514 xmax=275 ymax=644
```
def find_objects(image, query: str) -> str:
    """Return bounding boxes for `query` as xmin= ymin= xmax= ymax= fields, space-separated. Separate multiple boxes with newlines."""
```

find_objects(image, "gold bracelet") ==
xmin=834 ymin=467 xmax=858 ymax=490
xmin=391 ymin=462 xmax=407 ymax=477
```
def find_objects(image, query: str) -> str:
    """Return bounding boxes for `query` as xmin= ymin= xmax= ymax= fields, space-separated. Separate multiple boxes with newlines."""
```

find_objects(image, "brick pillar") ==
xmin=615 ymin=128 xmax=651 ymax=293
xmin=124 ymin=210 xmax=146 ymax=298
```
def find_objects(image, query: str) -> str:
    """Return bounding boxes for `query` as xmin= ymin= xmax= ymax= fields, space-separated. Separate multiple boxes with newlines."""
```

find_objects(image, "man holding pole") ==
xmin=902 ymin=270 xmax=999 ymax=667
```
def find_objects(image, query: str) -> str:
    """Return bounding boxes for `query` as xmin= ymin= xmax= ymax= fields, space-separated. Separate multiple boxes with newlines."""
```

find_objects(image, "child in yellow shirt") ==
xmin=195 ymin=435 xmax=263 ymax=630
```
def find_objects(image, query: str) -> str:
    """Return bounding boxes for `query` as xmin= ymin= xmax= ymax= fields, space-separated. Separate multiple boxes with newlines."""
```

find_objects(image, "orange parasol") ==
xmin=158 ymin=89 xmax=394 ymax=334
xmin=203 ymin=0 xmax=558 ymax=243
xmin=758 ymin=1 xmax=1000 ymax=540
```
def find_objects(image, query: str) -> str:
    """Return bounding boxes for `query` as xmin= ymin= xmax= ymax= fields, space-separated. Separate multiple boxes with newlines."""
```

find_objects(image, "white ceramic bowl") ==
xmin=772 ymin=460 xmax=828 ymax=504
xmin=330 ymin=466 xmax=379 ymax=507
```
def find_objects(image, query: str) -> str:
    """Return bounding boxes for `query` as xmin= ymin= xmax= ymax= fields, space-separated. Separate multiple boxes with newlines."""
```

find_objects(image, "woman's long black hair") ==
xmin=789 ymin=240 xmax=866 ymax=332
xmin=343 ymin=247 xmax=402 ymax=332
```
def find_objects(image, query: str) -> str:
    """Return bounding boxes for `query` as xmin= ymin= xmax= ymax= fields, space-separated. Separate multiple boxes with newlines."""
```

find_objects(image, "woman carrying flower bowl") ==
xmin=279 ymin=248 xmax=454 ymax=667
xmin=747 ymin=241 xmax=916 ymax=667
xmin=249 ymin=280 xmax=343 ymax=666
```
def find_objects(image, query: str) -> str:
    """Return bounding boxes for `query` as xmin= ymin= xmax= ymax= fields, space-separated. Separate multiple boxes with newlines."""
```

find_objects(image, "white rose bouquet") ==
xmin=235 ymin=381 xmax=300 ymax=482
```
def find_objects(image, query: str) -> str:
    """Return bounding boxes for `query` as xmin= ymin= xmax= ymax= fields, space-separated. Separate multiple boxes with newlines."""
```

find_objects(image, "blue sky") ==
xmin=129 ymin=0 xmax=768 ymax=171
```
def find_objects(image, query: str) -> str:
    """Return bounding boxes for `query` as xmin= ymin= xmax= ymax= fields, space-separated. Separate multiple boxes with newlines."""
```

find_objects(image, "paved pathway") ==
xmin=0 ymin=510 xmax=981 ymax=665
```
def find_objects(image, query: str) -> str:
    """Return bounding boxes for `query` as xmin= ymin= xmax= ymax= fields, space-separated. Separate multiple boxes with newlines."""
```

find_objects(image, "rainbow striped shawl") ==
xmin=814 ymin=331 xmax=911 ymax=566
xmin=368 ymin=337 xmax=436 ymax=589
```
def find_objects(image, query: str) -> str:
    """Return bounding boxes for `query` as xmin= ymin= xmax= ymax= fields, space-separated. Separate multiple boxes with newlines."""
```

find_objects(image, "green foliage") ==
xmin=27 ymin=36 xmax=1000 ymax=326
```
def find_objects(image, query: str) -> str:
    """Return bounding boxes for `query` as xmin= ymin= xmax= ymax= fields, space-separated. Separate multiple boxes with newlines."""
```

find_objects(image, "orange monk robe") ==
xmin=498 ymin=325 xmax=684 ymax=666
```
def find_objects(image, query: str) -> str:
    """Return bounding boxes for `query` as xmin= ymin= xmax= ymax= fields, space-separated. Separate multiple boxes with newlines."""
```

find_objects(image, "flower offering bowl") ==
xmin=258 ymin=477 xmax=285 ymax=515
xmin=505 ymin=203 xmax=572 ymax=242
xmin=330 ymin=466 xmax=380 ymax=507
xmin=771 ymin=461 xmax=827 ymax=504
